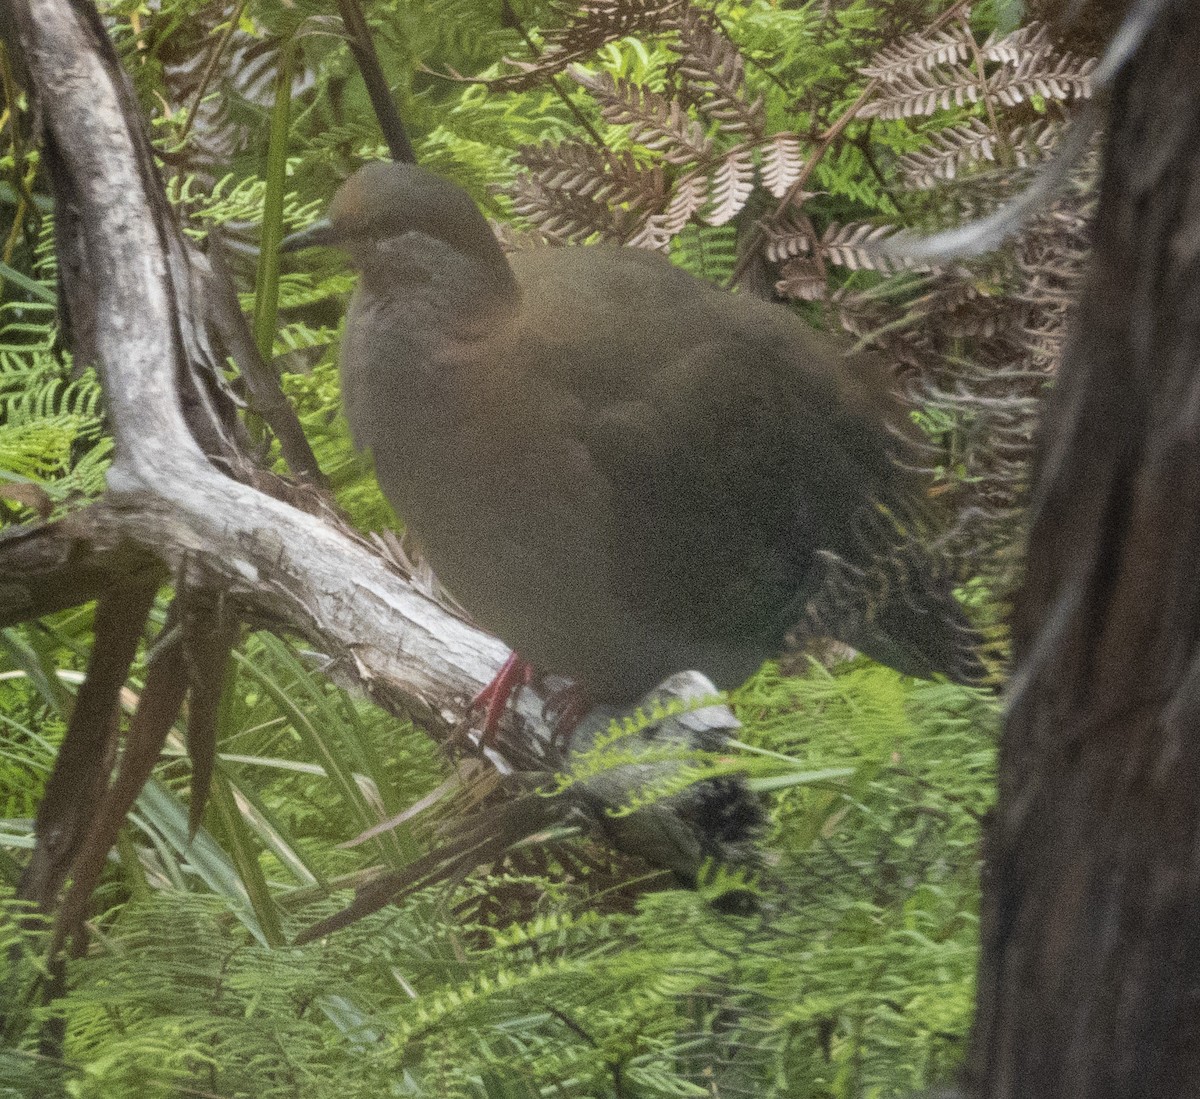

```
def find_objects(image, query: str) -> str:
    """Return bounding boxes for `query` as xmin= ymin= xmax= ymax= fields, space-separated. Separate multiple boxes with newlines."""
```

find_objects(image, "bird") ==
xmin=286 ymin=161 xmax=984 ymax=739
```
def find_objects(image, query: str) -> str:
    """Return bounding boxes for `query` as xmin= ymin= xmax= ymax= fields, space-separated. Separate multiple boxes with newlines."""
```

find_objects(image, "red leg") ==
xmin=470 ymin=652 xmax=534 ymax=747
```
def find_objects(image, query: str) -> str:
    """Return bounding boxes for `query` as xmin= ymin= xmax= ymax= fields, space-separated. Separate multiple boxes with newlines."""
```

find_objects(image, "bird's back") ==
xmin=335 ymin=187 xmax=982 ymax=698
xmin=509 ymin=246 xmax=980 ymax=688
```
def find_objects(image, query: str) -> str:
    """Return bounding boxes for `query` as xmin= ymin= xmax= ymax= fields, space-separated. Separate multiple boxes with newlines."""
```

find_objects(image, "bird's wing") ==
xmin=516 ymin=255 xmax=980 ymax=685
xmin=589 ymin=332 xmax=879 ymax=644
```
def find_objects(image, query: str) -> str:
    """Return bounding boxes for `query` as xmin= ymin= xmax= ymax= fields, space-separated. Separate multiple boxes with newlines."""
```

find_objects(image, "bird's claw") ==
xmin=470 ymin=652 xmax=535 ymax=748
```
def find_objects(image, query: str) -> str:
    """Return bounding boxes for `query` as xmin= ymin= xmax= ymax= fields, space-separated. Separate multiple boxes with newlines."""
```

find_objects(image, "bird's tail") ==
xmin=797 ymin=502 xmax=990 ymax=686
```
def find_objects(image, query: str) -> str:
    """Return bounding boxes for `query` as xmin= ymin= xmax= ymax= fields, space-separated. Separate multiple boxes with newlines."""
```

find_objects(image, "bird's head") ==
xmin=282 ymin=162 xmax=518 ymax=301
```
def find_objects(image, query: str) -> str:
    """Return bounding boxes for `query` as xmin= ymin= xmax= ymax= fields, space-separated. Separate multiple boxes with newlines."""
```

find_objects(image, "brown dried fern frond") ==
xmin=625 ymin=213 xmax=675 ymax=251
xmin=515 ymin=141 xmax=666 ymax=216
xmin=568 ymin=65 xmax=713 ymax=164
xmin=897 ymin=118 xmax=1063 ymax=189
xmin=980 ymin=20 xmax=1055 ymax=66
xmin=919 ymin=284 xmax=1026 ymax=340
xmin=510 ymin=174 xmax=626 ymax=242
xmin=859 ymin=65 xmax=984 ymax=120
xmin=671 ymin=7 xmax=764 ymax=138
xmin=480 ymin=0 xmax=685 ymax=90
xmin=157 ymin=7 xmax=313 ymax=183
xmin=762 ymin=211 xmax=816 ymax=264
xmin=988 ymin=50 xmax=1095 ymax=106
xmin=816 ymin=222 xmax=936 ymax=275
xmin=759 ymin=133 xmax=804 ymax=199
xmin=811 ymin=15 xmax=1101 ymax=599
xmin=860 ymin=17 xmax=1090 ymax=121
xmin=897 ymin=118 xmax=998 ymax=188
xmin=703 ymin=148 xmax=755 ymax=226
xmin=1008 ymin=119 xmax=1065 ymax=167
xmin=858 ymin=24 xmax=975 ymax=82
xmin=775 ymin=258 xmax=827 ymax=302
xmin=844 ymin=180 xmax=1095 ymax=589
xmin=835 ymin=288 xmax=931 ymax=362
xmin=626 ymin=172 xmax=708 ymax=250
xmin=542 ymin=0 xmax=681 ymax=52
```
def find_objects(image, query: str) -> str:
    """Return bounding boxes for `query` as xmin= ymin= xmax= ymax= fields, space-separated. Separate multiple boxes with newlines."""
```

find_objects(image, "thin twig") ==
xmin=335 ymin=0 xmax=416 ymax=162
xmin=174 ymin=0 xmax=252 ymax=148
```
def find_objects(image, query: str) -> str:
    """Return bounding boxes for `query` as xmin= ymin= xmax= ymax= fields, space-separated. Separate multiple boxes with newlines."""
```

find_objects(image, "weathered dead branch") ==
xmin=0 ymin=0 xmax=750 ymax=938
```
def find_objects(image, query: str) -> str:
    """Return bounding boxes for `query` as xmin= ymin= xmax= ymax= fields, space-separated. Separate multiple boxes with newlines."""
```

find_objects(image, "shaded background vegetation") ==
xmin=0 ymin=0 xmax=1089 ymax=1093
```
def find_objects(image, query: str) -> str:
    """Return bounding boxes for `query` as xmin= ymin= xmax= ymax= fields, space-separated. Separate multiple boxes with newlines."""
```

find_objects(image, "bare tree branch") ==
xmin=18 ymin=577 xmax=159 ymax=912
xmin=1 ymin=0 xmax=517 ymax=724
xmin=0 ymin=0 xmax=756 ymax=928
xmin=0 ymin=511 xmax=165 ymax=625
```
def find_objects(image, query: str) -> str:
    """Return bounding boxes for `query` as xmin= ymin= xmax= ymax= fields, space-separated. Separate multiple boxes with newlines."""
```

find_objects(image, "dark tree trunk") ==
xmin=970 ymin=4 xmax=1200 ymax=1096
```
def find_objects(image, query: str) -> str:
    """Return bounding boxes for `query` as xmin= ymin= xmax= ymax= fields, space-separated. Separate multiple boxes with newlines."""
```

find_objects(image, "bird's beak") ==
xmin=280 ymin=218 xmax=337 ymax=253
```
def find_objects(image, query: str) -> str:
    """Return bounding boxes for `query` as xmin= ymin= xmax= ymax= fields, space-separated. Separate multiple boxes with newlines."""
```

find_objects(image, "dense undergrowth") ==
xmin=1 ymin=652 xmax=995 ymax=1097
xmin=0 ymin=0 xmax=1070 ymax=1092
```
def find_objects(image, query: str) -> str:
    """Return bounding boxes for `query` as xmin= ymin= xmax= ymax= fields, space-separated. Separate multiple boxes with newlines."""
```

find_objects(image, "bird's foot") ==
xmin=471 ymin=651 xmax=535 ymax=748
xmin=542 ymin=683 xmax=591 ymax=750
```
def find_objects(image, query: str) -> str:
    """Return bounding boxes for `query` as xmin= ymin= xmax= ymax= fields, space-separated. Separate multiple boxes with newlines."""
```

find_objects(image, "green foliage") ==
xmin=0 ymin=0 xmax=1020 ymax=1095
xmin=0 ymin=228 xmax=110 ymax=518
xmin=1 ymin=659 xmax=995 ymax=1097
xmin=0 ymin=357 xmax=109 ymax=507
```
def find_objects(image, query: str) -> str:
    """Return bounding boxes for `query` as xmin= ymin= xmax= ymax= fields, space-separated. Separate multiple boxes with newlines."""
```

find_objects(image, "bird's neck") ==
xmin=359 ymin=231 xmax=520 ymax=322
